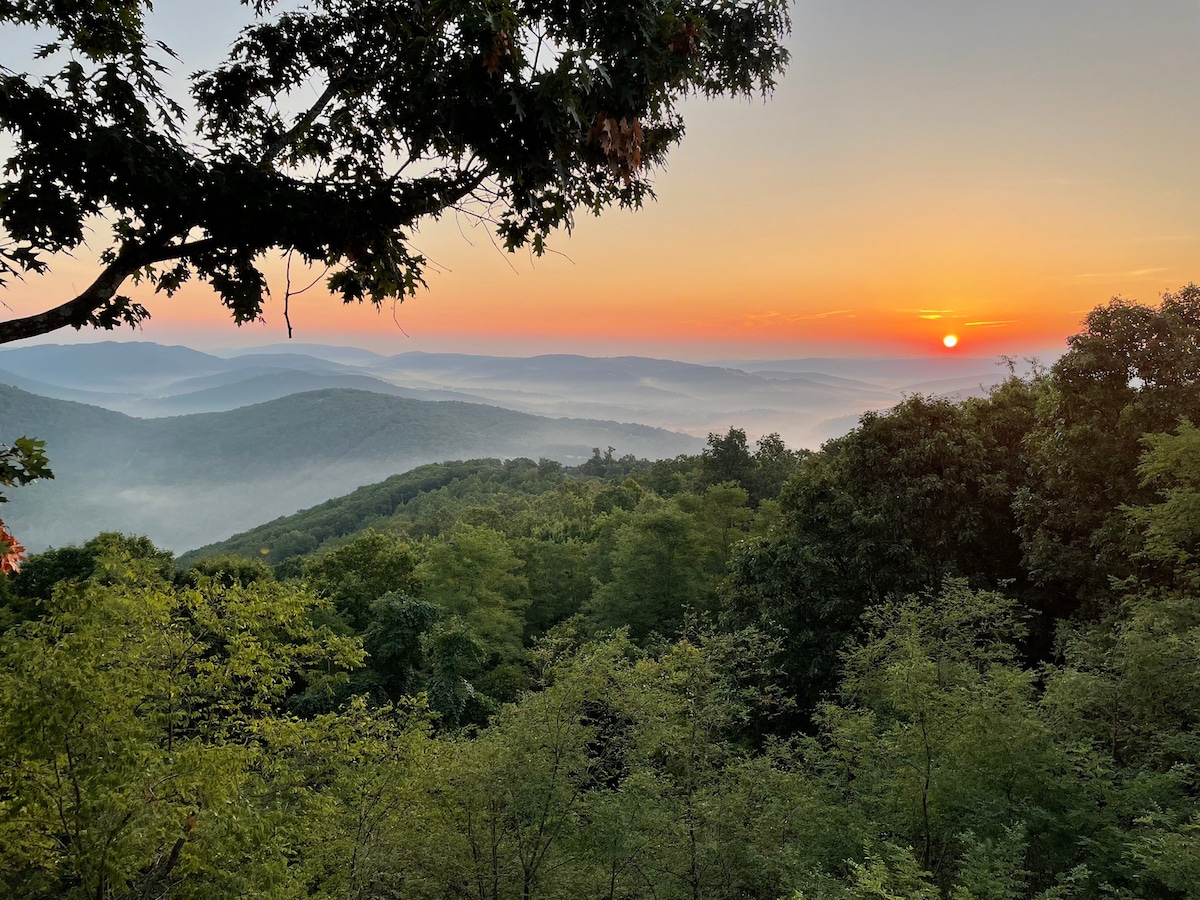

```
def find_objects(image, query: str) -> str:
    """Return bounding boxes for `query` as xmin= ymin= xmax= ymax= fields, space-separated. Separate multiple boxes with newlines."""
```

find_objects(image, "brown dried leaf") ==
xmin=587 ymin=112 xmax=646 ymax=184
xmin=482 ymin=30 xmax=513 ymax=76
xmin=667 ymin=23 xmax=700 ymax=58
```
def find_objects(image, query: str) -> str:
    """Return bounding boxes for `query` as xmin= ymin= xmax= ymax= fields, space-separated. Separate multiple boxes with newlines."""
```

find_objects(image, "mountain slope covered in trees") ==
xmin=0 ymin=385 xmax=699 ymax=550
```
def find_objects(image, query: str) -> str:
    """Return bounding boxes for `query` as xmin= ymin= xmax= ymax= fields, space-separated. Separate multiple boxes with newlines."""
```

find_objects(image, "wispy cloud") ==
xmin=1076 ymin=267 xmax=1168 ymax=280
xmin=915 ymin=309 xmax=969 ymax=321
xmin=792 ymin=308 xmax=856 ymax=321
xmin=965 ymin=320 xmax=1016 ymax=328
xmin=741 ymin=309 xmax=856 ymax=328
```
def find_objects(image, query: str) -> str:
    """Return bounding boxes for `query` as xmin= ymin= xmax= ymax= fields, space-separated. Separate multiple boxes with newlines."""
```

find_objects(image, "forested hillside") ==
xmin=0 ymin=387 xmax=699 ymax=550
xmin=3 ymin=290 xmax=1200 ymax=899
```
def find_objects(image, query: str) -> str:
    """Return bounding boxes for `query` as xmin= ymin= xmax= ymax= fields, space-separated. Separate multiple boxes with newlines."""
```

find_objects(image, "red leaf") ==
xmin=0 ymin=518 xmax=26 ymax=575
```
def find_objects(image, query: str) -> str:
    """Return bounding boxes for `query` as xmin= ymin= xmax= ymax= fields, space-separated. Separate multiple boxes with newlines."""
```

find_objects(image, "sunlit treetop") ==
xmin=0 ymin=0 xmax=790 ymax=344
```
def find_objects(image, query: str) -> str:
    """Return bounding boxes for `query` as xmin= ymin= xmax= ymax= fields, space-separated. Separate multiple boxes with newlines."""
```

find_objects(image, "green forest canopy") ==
xmin=3 ymin=288 xmax=1200 ymax=899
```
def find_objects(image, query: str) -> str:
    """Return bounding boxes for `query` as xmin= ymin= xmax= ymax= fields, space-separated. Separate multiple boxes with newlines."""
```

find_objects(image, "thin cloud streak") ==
xmin=1076 ymin=267 xmax=1169 ymax=280
xmin=739 ymin=309 xmax=857 ymax=329
xmin=918 ymin=311 xmax=970 ymax=321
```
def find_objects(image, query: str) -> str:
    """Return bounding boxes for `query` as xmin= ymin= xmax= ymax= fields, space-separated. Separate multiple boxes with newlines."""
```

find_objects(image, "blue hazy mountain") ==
xmin=219 ymin=342 xmax=389 ymax=366
xmin=0 ymin=384 xmax=699 ymax=551
xmin=135 ymin=371 xmax=497 ymax=414
xmin=714 ymin=356 xmax=1043 ymax=387
xmin=0 ymin=341 xmax=1041 ymax=448
xmin=0 ymin=341 xmax=227 ymax=389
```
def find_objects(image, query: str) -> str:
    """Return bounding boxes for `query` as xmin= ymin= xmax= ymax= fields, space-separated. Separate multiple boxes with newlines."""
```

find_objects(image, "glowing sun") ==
xmin=942 ymin=334 xmax=959 ymax=348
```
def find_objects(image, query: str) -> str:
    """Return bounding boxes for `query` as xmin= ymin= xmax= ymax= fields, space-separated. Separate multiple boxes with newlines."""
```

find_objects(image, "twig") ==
xmin=283 ymin=249 xmax=294 ymax=338
xmin=390 ymin=300 xmax=411 ymax=337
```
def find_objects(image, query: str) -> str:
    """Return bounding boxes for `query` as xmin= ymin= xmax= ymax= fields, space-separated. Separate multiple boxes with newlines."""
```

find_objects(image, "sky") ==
xmin=3 ymin=0 xmax=1199 ymax=361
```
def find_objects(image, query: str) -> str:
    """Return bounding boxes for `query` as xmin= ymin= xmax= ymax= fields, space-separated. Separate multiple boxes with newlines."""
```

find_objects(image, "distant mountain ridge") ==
xmin=136 ymin=371 xmax=497 ymax=415
xmin=0 ymin=383 xmax=699 ymax=551
xmin=710 ymin=356 xmax=1041 ymax=385
xmin=0 ymin=339 xmax=1045 ymax=448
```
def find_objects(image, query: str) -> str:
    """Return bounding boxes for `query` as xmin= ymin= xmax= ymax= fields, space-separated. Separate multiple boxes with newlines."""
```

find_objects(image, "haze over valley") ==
xmin=0 ymin=340 xmax=1043 ymax=551
xmin=0 ymin=376 xmax=697 ymax=551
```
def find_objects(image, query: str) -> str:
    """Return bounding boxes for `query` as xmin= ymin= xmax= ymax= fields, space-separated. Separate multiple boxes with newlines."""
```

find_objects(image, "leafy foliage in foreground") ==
xmin=4 ymin=559 xmax=1199 ymax=899
xmin=4 ymin=289 xmax=1200 ymax=898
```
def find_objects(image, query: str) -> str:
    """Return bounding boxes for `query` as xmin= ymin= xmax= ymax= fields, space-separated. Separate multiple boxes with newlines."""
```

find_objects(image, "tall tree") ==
xmin=725 ymin=387 xmax=1039 ymax=716
xmin=1016 ymin=285 xmax=1200 ymax=611
xmin=797 ymin=582 xmax=1102 ymax=899
xmin=700 ymin=428 xmax=756 ymax=493
xmin=0 ymin=0 xmax=790 ymax=343
xmin=587 ymin=501 xmax=708 ymax=641
xmin=303 ymin=528 xmax=421 ymax=630
xmin=417 ymin=524 xmax=529 ymax=661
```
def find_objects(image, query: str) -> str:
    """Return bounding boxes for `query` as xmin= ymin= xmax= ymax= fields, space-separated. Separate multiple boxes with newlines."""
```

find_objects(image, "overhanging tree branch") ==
xmin=0 ymin=252 xmax=149 ymax=344
xmin=0 ymin=237 xmax=224 ymax=345
xmin=0 ymin=0 xmax=791 ymax=343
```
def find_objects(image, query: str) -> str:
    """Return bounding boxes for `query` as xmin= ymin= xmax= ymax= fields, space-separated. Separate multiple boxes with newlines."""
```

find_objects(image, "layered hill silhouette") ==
xmin=0 ymin=384 xmax=699 ymax=551
xmin=0 ymin=340 xmax=1040 ymax=446
xmin=0 ymin=341 xmax=1049 ymax=550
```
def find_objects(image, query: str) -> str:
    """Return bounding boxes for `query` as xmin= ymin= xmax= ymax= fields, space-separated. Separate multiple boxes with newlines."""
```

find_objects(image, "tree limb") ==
xmin=0 ymin=237 xmax=220 ymax=345
xmin=259 ymin=78 xmax=344 ymax=167
xmin=0 ymin=254 xmax=146 ymax=345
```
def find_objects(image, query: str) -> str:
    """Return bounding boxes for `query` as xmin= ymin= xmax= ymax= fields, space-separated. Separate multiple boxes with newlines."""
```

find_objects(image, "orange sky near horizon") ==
xmin=3 ymin=0 xmax=1197 ymax=361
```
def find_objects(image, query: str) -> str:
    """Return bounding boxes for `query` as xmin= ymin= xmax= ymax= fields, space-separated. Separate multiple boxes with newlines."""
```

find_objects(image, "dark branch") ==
xmin=142 ymin=238 xmax=223 ymax=266
xmin=0 ymin=254 xmax=146 ymax=345
xmin=259 ymin=79 xmax=343 ymax=167
xmin=0 ymin=237 xmax=220 ymax=345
